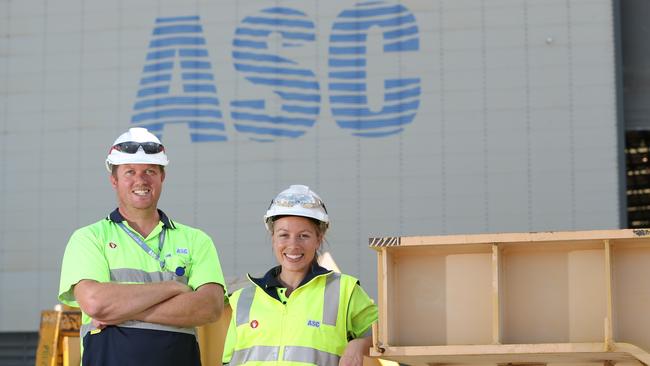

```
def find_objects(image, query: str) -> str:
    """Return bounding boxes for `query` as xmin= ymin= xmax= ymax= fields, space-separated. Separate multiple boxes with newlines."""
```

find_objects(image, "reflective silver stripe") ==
xmin=109 ymin=268 xmax=187 ymax=284
xmin=283 ymin=345 xmax=340 ymax=366
xmin=322 ymin=273 xmax=341 ymax=326
xmin=236 ymin=286 xmax=256 ymax=326
xmin=231 ymin=345 xmax=279 ymax=365
xmin=80 ymin=321 xmax=195 ymax=338
xmin=119 ymin=320 xmax=195 ymax=336
xmin=80 ymin=323 xmax=97 ymax=338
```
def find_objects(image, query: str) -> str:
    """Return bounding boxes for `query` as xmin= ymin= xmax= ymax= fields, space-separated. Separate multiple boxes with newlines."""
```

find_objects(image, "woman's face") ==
xmin=272 ymin=216 xmax=322 ymax=276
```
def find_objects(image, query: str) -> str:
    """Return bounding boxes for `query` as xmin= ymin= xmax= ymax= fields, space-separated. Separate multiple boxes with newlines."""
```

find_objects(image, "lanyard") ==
xmin=117 ymin=222 xmax=167 ymax=269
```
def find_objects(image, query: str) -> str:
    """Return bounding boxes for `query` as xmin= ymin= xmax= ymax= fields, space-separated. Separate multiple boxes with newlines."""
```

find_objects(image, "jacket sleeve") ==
xmin=346 ymin=283 xmax=378 ymax=340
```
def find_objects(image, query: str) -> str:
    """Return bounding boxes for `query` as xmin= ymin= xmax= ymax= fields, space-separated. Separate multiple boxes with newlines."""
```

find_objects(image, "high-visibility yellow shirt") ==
xmin=58 ymin=208 xmax=226 ymax=365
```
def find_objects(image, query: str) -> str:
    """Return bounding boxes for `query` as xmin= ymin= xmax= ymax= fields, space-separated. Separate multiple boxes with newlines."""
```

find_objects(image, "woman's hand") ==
xmin=339 ymin=336 xmax=372 ymax=366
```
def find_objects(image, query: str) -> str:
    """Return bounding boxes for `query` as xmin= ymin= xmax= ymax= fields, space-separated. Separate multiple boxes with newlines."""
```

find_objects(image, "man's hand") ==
xmin=134 ymin=283 xmax=225 ymax=327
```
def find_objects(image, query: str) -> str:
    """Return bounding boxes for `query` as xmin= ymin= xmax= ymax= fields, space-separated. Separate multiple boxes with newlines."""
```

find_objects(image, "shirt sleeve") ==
xmin=346 ymin=283 xmax=378 ymax=340
xmin=188 ymin=229 xmax=227 ymax=293
xmin=58 ymin=227 xmax=111 ymax=307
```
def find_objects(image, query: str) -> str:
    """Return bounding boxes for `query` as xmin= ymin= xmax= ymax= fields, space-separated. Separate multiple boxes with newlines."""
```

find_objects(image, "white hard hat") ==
xmin=264 ymin=185 xmax=329 ymax=232
xmin=105 ymin=127 xmax=169 ymax=172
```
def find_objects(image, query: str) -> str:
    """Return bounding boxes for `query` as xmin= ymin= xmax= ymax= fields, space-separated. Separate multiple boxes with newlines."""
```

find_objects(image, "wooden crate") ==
xmin=369 ymin=229 xmax=650 ymax=366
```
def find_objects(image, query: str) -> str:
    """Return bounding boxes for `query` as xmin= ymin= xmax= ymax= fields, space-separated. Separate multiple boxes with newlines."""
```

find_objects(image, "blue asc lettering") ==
xmin=230 ymin=7 xmax=320 ymax=142
xmin=131 ymin=1 xmax=421 ymax=142
xmin=132 ymin=15 xmax=227 ymax=142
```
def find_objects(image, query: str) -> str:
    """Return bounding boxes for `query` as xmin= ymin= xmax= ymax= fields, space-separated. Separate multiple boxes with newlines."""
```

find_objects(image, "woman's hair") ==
xmin=268 ymin=215 xmax=328 ymax=237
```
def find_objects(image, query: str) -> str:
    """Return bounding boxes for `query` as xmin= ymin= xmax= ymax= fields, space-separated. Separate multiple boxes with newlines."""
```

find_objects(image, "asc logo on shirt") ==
xmin=307 ymin=320 xmax=320 ymax=328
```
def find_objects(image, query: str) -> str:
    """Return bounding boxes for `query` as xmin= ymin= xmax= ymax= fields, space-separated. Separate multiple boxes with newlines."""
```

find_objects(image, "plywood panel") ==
xmin=612 ymin=243 xmax=650 ymax=352
xmin=567 ymin=249 xmax=606 ymax=342
xmin=502 ymin=248 xmax=570 ymax=343
xmin=392 ymin=249 xmax=447 ymax=346
xmin=387 ymin=246 xmax=492 ymax=346
xmin=446 ymin=253 xmax=493 ymax=345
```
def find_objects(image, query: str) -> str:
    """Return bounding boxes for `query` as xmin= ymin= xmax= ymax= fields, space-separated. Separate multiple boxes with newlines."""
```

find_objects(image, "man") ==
xmin=58 ymin=127 xmax=226 ymax=365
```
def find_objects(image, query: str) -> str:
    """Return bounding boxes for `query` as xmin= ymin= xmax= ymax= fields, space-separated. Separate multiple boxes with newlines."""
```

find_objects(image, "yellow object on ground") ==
xmin=197 ymin=303 xmax=232 ymax=366
xmin=35 ymin=305 xmax=81 ymax=366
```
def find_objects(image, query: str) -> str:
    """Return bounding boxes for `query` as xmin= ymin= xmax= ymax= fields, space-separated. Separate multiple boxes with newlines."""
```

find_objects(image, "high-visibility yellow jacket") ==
xmin=223 ymin=265 xmax=377 ymax=366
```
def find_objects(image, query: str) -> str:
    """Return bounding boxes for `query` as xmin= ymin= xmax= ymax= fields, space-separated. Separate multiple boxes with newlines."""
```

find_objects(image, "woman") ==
xmin=222 ymin=184 xmax=378 ymax=366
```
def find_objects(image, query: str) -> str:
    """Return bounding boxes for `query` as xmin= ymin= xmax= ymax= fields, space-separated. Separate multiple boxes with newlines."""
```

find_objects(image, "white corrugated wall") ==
xmin=0 ymin=0 xmax=621 ymax=331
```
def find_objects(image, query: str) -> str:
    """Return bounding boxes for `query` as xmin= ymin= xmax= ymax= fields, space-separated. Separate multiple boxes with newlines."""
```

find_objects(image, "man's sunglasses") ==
xmin=110 ymin=141 xmax=165 ymax=154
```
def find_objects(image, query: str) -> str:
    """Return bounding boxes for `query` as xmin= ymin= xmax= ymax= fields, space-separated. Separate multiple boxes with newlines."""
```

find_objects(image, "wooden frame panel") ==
xmin=369 ymin=229 xmax=650 ymax=365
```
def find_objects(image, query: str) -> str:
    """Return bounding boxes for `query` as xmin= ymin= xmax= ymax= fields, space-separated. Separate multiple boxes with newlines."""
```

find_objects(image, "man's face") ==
xmin=110 ymin=164 xmax=165 ymax=212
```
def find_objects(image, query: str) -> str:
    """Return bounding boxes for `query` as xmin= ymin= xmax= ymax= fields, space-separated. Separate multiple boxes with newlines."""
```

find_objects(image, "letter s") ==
xmin=230 ymin=7 xmax=320 ymax=142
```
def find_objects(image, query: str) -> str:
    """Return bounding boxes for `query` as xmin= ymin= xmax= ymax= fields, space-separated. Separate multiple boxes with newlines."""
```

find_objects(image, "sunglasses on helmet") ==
xmin=271 ymin=192 xmax=328 ymax=212
xmin=110 ymin=141 xmax=165 ymax=154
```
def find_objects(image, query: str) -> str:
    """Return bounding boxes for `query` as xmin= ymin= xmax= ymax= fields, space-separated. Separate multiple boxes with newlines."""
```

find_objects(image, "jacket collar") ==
xmin=248 ymin=263 xmax=332 ymax=301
